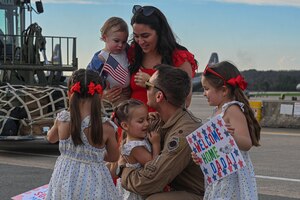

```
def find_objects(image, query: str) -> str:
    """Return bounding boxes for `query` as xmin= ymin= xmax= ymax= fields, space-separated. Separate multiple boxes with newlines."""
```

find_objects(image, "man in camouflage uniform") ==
xmin=120 ymin=64 xmax=205 ymax=200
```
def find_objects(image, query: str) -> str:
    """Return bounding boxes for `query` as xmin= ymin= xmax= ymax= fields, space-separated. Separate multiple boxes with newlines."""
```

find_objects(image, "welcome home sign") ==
xmin=186 ymin=115 xmax=245 ymax=184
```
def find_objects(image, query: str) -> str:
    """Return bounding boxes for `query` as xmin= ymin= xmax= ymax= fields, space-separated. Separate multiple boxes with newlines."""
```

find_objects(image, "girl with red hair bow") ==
xmin=46 ymin=69 xmax=120 ymax=199
xmin=192 ymin=61 xmax=261 ymax=200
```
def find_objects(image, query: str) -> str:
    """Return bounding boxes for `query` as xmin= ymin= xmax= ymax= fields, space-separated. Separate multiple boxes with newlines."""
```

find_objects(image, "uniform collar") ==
xmin=161 ymin=108 xmax=186 ymax=130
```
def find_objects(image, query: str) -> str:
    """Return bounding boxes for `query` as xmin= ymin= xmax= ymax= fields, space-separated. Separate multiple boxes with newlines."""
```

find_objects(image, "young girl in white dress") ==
xmin=112 ymin=99 xmax=161 ymax=200
xmin=46 ymin=69 xmax=120 ymax=200
xmin=192 ymin=61 xmax=261 ymax=200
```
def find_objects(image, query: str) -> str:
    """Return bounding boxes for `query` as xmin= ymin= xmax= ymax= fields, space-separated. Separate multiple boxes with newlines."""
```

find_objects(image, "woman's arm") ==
xmin=102 ymin=84 xmax=123 ymax=104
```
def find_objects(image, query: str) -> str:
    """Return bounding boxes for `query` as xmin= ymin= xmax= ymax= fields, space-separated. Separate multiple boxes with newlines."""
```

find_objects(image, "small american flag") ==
xmin=103 ymin=54 xmax=128 ymax=85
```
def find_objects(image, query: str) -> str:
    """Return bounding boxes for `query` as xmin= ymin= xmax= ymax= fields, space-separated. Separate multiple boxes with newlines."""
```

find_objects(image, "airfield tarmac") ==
xmin=0 ymin=94 xmax=299 ymax=199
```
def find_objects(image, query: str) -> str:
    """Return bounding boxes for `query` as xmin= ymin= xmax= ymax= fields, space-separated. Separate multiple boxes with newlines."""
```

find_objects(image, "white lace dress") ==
xmin=116 ymin=139 xmax=152 ymax=200
xmin=204 ymin=101 xmax=258 ymax=200
xmin=46 ymin=110 xmax=120 ymax=200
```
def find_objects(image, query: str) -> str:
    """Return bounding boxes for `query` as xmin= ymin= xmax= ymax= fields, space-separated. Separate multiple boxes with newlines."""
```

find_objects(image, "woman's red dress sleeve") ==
xmin=172 ymin=49 xmax=198 ymax=77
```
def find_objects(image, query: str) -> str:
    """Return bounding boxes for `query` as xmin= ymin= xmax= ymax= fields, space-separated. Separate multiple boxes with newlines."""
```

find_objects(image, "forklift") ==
xmin=0 ymin=0 xmax=78 ymax=139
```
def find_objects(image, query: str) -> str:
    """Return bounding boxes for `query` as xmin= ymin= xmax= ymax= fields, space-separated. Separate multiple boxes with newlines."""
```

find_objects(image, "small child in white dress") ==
xmin=46 ymin=69 xmax=120 ymax=200
xmin=112 ymin=99 xmax=161 ymax=200
xmin=192 ymin=61 xmax=261 ymax=200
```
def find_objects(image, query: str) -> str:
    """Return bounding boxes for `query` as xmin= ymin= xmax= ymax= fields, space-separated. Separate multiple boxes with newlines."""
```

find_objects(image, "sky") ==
xmin=26 ymin=0 xmax=300 ymax=72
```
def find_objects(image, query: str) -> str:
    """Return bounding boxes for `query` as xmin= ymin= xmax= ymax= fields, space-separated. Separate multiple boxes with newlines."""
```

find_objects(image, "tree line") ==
xmin=242 ymin=70 xmax=300 ymax=91
xmin=193 ymin=70 xmax=300 ymax=92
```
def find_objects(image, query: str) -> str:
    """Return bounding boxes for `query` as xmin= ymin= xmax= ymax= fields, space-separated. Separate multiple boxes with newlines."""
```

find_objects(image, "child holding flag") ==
xmin=192 ymin=61 xmax=261 ymax=200
xmin=87 ymin=17 xmax=130 ymax=108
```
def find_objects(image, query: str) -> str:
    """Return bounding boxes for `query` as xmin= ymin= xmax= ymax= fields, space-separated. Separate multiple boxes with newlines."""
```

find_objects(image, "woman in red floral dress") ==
xmin=128 ymin=5 xmax=198 ymax=111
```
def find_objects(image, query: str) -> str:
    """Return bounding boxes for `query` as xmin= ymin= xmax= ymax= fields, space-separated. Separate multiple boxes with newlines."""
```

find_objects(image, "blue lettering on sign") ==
xmin=210 ymin=162 xmax=217 ymax=173
xmin=220 ymin=157 xmax=227 ymax=168
xmin=211 ymin=130 xmax=221 ymax=142
xmin=204 ymin=134 xmax=212 ymax=146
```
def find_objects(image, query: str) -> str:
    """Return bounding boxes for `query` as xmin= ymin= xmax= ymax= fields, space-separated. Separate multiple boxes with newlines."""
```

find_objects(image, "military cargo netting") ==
xmin=0 ymin=83 xmax=67 ymax=136
xmin=0 ymin=83 xmax=114 ymax=137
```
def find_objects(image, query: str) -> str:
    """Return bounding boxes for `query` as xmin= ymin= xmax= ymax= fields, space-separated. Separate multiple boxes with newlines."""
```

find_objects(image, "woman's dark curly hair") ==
xmin=129 ymin=5 xmax=188 ymax=73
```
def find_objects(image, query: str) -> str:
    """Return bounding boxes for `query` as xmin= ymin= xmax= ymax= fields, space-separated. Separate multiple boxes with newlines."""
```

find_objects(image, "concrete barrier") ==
xmin=258 ymin=100 xmax=300 ymax=128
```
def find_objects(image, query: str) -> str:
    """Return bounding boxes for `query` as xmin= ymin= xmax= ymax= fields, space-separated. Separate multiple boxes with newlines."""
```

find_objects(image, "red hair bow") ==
xmin=227 ymin=75 xmax=248 ymax=91
xmin=70 ymin=82 xmax=81 ymax=94
xmin=88 ymin=82 xmax=103 ymax=95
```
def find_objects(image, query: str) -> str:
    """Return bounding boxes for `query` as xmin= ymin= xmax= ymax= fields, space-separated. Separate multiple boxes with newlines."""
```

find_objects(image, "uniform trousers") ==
xmin=146 ymin=191 xmax=203 ymax=200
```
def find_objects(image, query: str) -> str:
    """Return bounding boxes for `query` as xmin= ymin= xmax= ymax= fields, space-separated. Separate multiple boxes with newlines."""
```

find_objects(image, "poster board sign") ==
xmin=280 ymin=104 xmax=293 ymax=115
xmin=11 ymin=184 xmax=48 ymax=200
xmin=186 ymin=115 xmax=245 ymax=184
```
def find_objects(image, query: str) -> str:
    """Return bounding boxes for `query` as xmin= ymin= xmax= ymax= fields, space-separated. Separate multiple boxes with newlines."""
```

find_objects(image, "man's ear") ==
xmin=156 ymin=91 xmax=164 ymax=103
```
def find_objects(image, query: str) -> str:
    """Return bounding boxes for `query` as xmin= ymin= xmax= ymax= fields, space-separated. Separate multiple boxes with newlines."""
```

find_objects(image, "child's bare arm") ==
xmin=148 ymin=131 xmax=161 ymax=157
xmin=225 ymin=106 xmax=252 ymax=151
xmin=131 ymin=146 xmax=154 ymax=166
xmin=46 ymin=119 xmax=59 ymax=143
xmin=104 ymin=124 xmax=120 ymax=162
xmin=106 ymin=161 xmax=118 ymax=179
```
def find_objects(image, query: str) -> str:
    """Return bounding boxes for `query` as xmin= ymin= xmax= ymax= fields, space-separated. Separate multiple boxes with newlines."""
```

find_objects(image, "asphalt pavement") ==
xmin=0 ymin=94 xmax=299 ymax=199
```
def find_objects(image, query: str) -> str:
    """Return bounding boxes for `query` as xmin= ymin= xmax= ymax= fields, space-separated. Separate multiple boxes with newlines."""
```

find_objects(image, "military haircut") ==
xmin=154 ymin=64 xmax=191 ymax=107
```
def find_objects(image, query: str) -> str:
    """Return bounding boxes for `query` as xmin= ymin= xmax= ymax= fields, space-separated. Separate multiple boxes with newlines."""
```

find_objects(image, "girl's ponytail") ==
xmin=234 ymin=88 xmax=261 ymax=146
